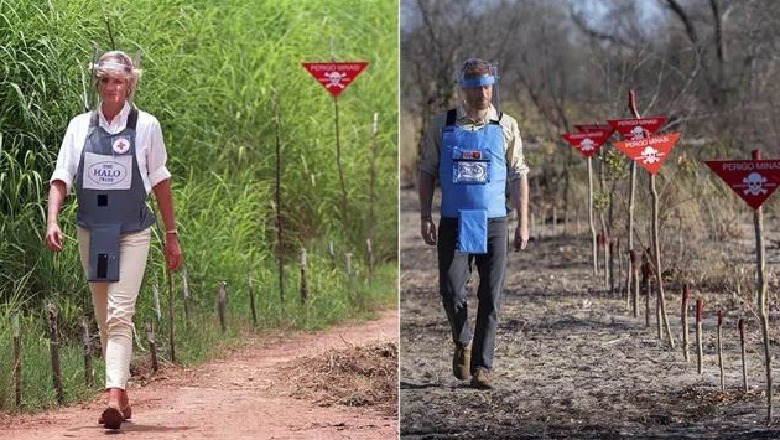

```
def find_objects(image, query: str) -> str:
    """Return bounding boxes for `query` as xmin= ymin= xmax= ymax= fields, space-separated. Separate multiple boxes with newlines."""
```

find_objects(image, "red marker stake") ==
xmin=739 ymin=318 xmax=748 ymax=392
xmin=630 ymin=249 xmax=639 ymax=318
xmin=717 ymin=309 xmax=724 ymax=390
xmin=642 ymin=250 xmax=651 ymax=327
xmin=696 ymin=296 xmax=703 ymax=375
xmin=681 ymin=284 xmax=689 ymax=362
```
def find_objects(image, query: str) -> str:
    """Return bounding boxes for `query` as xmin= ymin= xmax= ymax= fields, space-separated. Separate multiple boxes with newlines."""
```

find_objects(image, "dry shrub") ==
xmin=283 ymin=341 xmax=398 ymax=416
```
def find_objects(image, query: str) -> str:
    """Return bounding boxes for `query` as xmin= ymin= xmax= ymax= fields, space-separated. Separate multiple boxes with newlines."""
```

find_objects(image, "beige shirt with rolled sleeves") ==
xmin=50 ymin=101 xmax=171 ymax=193
xmin=417 ymin=105 xmax=530 ymax=181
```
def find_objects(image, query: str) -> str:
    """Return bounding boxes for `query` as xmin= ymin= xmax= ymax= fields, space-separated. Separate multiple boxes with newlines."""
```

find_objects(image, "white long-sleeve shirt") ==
xmin=50 ymin=101 xmax=171 ymax=194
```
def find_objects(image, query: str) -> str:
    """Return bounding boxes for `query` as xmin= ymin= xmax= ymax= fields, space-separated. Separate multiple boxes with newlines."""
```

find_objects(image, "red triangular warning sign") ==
xmin=302 ymin=62 xmax=369 ymax=98
xmin=561 ymin=130 xmax=611 ymax=158
xmin=704 ymin=160 xmax=780 ymax=210
xmin=612 ymin=133 xmax=680 ymax=175
xmin=608 ymin=116 xmax=667 ymax=140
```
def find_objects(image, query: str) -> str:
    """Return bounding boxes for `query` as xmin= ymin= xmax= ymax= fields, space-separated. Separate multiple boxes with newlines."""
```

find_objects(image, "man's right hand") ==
xmin=421 ymin=217 xmax=437 ymax=245
xmin=45 ymin=222 xmax=63 ymax=251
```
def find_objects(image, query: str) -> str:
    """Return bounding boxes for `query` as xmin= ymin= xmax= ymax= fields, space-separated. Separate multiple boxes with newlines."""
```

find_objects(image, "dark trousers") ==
xmin=437 ymin=216 xmax=507 ymax=372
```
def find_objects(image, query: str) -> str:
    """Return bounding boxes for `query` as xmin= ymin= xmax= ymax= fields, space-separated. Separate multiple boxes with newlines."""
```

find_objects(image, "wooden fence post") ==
xmin=47 ymin=303 xmax=64 ymax=405
xmin=81 ymin=315 xmax=93 ymax=387
xmin=13 ymin=313 xmax=21 ymax=406
xmin=152 ymin=283 xmax=162 ymax=322
xmin=181 ymin=267 xmax=191 ymax=328
xmin=218 ymin=281 xmax=227 ymax=332
xmin=300 ymin=248 xmax=308 ymax=304
xmin=248 ymin=271 xmax=258 ymax=327
xmin=145 ymin=321 xmax=158 ymax=374
xmin=166 ymin=270 xmax=176 ymax=363
xmin=366 ymin=238 xmax=374 ymax=282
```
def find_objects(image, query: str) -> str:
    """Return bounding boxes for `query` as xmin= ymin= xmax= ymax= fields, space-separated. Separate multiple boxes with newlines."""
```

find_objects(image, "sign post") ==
xmin=608 ymin=115 xmax=667 ymax=311
xmin=704 ymin=151 xmax=780 ymax=424
xmin=562 ymin=129 xmax=612 ymax=274
xmin=612 ymin=91 xmax=676 ymax=349
xmin=302 ymin=61 xmax=369 ymax=232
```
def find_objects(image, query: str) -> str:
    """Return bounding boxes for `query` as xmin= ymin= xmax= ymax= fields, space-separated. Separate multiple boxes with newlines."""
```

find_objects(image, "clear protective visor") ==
xmin=89 ymin=51 xmax=142 ymax=80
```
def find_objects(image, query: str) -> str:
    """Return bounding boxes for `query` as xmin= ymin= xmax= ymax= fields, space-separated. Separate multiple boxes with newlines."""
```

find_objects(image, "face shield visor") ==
xmin=86 ymin=50 xmax=143 ymax=109
xmin=456 ymin=58 xmax=501 ymax=115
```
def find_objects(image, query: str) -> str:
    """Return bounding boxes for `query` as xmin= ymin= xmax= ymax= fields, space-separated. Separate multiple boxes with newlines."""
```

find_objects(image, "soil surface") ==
xmin=400 ymin=189 xmax=780 ymax=439
xmin=0 ymin=310 xmax=398 ymax=440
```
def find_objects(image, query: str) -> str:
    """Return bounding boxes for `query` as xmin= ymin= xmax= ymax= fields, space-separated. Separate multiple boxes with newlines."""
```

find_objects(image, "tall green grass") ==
xmin=1 ymin=0 xmax=398 ymax=411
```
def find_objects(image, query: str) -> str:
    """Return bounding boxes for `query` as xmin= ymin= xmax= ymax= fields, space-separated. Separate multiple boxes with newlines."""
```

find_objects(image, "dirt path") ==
xmin=0 ymin=310 xmax=398 ymax=440
xmin=399 ymin=189 xmax=780 ymax=439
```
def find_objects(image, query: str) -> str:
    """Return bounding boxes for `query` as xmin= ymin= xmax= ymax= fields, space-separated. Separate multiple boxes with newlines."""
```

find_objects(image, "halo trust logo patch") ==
xmin=112 ymin=137 xmax=130 ymax=154
xmin=88 ymin=161 xmax=129 ymax=186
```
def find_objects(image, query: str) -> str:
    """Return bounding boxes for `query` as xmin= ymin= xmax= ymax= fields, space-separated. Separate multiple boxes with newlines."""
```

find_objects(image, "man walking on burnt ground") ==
xmin=417 ymin=58 xmax=530 ymax=389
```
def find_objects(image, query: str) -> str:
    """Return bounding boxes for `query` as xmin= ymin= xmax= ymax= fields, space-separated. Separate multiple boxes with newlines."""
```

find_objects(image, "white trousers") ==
xmin=78 ymin=226 xmax=151 ymax=389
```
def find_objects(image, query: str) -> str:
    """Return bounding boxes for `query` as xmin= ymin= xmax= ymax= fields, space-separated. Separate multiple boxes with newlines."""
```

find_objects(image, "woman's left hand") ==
xmin=165 ymin=233 xmax=183 ymax=271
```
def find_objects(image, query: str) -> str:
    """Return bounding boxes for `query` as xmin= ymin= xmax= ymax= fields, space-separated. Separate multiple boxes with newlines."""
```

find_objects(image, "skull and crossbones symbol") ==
xmin=630 ymin=125 xmax=645 ymax=140
xmin=639 ymin=146 xmax=662 ymax=164
xmin=324 ymin=71 xmax=346 ymax=88
xmin=743 ymin=172 xmax=768 ymax=195
xmin=580 ymin=138 xmax=595 ymax=152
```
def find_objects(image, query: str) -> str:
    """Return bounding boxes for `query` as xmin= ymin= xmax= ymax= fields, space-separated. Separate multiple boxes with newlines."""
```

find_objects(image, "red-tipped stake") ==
xmin=718 ymin=309 xmax=724 ymax=390
xmin=630 ymin=249 xmax=639 ymax=317
xmin=696 ymin=296 xmax=703 ymax=375
xmin=642 ymin=250 xmax=651 ymax=327
xmin=609 ymin=240 xmax=615 ymax=295
xmin=681 ymin=284 xmax=689 ymax=362
xmin=739 ymin=318 xmax=747 ymax=392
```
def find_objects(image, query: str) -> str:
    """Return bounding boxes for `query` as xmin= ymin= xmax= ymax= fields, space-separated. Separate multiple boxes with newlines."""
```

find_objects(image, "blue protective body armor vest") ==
xmin=439 ymin=109 xmax=507 ymax=253
xmin=75 ymin=108 xmax=154 ymax=281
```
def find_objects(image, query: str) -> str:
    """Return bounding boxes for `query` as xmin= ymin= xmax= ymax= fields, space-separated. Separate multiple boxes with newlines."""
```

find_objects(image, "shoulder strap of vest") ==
xmin=127 ymin=107 xmax=139 ymax=130
xmin=89 ymin=111 xmax=99 ymax=128
xmin=489 ymin=112 xmax=503 ymax=125
xmin=445 ymin=108 xmax=457 ymax=126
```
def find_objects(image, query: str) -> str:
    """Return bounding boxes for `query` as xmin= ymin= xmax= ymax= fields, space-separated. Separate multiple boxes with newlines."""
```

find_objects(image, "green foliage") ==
xmin=601 ymin=148 xmax=628 ymax=181
xmin=0 ymin=0 xmax=398 ymax=412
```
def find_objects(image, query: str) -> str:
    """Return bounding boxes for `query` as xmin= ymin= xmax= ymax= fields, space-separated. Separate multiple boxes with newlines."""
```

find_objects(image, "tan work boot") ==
xmin=452 ymin=342 xmax=471 ymax=380
xmin=471 ymin=367 xmax=493 ymax=389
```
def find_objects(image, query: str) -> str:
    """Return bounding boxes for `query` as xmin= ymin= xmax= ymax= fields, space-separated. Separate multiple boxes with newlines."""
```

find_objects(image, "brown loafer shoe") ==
xmin=98 ymin=406 xmax=130 ymax=424
xmin=471 ymin=368 xmax=493 ymax=389
xmin=101 ymin=406 xmax=123 ymax=430
xmin=452 ymin=342 xmax=471 ymax=380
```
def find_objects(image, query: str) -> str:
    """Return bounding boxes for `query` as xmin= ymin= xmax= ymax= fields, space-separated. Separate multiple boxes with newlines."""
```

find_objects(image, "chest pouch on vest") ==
xmin=87 ymin=224 xmax=121 ymax=282
xmin=458 ymin=208 xmax=488 ymax=254
xmin=452 ymin=150 xmax=490 ymax=184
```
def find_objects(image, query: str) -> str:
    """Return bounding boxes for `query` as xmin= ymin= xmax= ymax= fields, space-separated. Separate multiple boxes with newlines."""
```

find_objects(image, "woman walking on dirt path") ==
xmin=45 ymin=50 xmax=183 ymax=429
xmin=417 ymin=58 xmax=529 ymax=389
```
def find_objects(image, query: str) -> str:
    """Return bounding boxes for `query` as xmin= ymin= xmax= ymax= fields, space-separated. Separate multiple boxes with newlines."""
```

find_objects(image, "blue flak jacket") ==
xmin=439 ymin=112 xmax=506 ymax=253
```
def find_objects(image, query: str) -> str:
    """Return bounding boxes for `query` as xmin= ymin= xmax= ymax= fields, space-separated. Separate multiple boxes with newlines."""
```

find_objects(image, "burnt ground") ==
xmin=400 ymin=189 xmax=780 ymax=440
